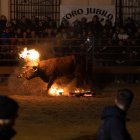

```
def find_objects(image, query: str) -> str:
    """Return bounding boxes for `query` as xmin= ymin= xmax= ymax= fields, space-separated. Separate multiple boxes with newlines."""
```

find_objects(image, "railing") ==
xmin=0 ymin=38 xmax=140 ymax=76
xmin=93 ymin=46 xmax=140 ymax=66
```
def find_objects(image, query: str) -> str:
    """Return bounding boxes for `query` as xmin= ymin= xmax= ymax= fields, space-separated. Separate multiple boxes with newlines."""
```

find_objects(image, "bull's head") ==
xmin=18 ymin=66 xmax=38 ymax=80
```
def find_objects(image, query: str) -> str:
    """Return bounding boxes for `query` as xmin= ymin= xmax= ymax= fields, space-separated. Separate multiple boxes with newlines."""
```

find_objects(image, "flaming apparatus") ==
xmin=19 ymin=48 xmax=40 ymax=66
xmin=74 ymin=88 xmax=85 ymax=93
xmin=49 ymin=84 xmax=64 ymax=96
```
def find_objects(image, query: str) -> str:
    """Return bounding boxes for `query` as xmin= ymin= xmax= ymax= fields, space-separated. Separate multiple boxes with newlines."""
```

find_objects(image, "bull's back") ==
xmin=38 ymin=55 xmax=76 ymax=76
xmin=57 ymin=55 xmax=75 ymax=74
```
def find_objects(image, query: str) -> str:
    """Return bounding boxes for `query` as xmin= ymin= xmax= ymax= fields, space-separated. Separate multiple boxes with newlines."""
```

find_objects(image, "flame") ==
xmin=69 ymin=88 xmax=93 ymax=97
xmin=74 ymin=88 xmax=85 ymax=93
xmin=49 ymin=84 xmax=64 ymax=96
xmin=48 ymin=84 xmax=94 ymax=97
xmin=19 ymin=48 xmax=40 ymax=66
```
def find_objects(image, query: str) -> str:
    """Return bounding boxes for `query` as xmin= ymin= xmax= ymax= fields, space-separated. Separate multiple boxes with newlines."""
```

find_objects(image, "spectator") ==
xmin=117 ymin=28 xmax=129 ymax=40
xmin=36 ymin=21 xmax=45 ymax=38
xmin=60 ymin=18 xmax=70 ymax=29
xmin=30 ymin=15 xmax=39 ymax=30
xmin=14 ymin=28 xmax=23 ymax=38
xmin=87 ymin=15 xmax=103 ymax=38
xmin=134 ymin=26 xmax=140 ymax=45
xmin=0 ymin=15 xmax=7 ymax=32
xmin=104 ymin=19 xmax=113 ymax=31
xmin=124 ymin=17 xmax=136 ymax=37
xmin=29 ymin=30 xmax=39 ymax=44
xmin=0 ymin=28 xmax=11 ymax=52
xmin=114 ymin=18 xmax=122 ymax=28
xmin=80 ymin=17 xmax=88 ymax=33
xmin=97 ymin=89 xmax=134 ymax=140
xmin=18 ymin=16 xmax=28 ymax=32
xmin=14 ymin=28 xmax=23 ymax=45
xmin=10 ymin=19 xmax=18 ymax=31
xmin=43 ymin=16 xmax=51 ymax=28
xmin=72 ymin=19 xmax=82 ymax=35
xmin=0 ymin=95 xmax=19 ymax=140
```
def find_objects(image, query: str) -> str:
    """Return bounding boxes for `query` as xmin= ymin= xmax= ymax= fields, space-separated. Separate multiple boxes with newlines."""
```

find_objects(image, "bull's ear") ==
xmin=32 ymin=66 xmax=38 ymax=71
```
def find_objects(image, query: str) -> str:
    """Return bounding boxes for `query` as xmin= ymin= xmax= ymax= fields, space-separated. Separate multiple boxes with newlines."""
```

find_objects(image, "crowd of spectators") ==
xmin=0 ymin=14 xmax=140 ymax=66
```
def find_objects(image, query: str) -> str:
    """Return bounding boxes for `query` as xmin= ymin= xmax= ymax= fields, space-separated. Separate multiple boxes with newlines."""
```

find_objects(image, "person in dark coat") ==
xmin=97 ymin=89 xmax=134 ymax=140
xmin=0 ymin=95 xmax=19 ymax=140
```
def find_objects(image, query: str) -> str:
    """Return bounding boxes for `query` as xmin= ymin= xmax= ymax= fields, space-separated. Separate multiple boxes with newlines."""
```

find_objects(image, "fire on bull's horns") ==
xmin=19 ymin=47 xmax=40 ymax=66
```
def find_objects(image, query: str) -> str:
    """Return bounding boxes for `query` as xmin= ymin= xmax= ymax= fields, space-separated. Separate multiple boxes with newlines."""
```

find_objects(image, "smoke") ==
xmin=50 ymin=76 xmax=77 ymax=96
xmin=8 ymin=40 xmax=72 ymax=96
xmin=8 ymin=67 xmax=77 ymax=96
xmin=8 ymin=40 xmax=88 ymax=96
xmin=33 ymin=42 xmax=56 ymax=60
xmin=18 ymin=41 xmax=56 ymax=64
xmin=8 ymin=67 xmax=48 ymax=96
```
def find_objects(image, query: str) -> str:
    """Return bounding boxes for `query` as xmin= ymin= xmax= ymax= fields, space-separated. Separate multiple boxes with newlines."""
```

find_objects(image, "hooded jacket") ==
xmin=0 ymin=125 xmax=16 ymax=140
xmin=97 ymin=106 xmax=132 ymax=140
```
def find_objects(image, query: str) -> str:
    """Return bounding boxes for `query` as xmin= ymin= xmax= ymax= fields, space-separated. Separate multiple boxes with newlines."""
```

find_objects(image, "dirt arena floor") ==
xmin=0 ymin=80 xmax=140 ymax=140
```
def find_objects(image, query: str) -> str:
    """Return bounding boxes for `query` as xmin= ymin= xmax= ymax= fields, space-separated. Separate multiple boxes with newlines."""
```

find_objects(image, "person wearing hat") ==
xmin=0 ymin=95 xmax=19 ymax=140
xmin=96 ymin=89 xmax=134 ymax=140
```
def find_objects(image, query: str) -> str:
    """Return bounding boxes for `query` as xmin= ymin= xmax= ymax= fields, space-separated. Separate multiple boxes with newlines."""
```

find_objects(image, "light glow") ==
xmin=19 ymin=48 xmax=40 ymax=66
xmin=49 ymin=84 xmax=64 ymax=96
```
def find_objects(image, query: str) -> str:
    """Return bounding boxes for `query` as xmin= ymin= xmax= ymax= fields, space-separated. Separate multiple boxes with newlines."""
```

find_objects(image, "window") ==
xmin=116 ymin=0 xmax=140 ymax=22
xmin=10 ymin=0 xmax=60 ymax=24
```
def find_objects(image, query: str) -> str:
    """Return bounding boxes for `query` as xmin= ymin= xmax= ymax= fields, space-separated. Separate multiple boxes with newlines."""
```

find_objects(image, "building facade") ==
xmin=0 ymin=0 xmax=113 ymax=19
xmin=0 ymin=0 xmax=139 ymax=23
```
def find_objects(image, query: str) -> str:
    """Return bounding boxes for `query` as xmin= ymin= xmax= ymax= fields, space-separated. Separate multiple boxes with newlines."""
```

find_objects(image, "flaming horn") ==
xmin=19 ymin=47 xmax=40 ymax=66
xmin=18 ymin=48 xmax=40 ymax=78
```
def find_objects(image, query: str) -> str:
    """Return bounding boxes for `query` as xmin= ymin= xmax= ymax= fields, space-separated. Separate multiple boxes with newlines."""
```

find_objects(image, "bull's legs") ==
xmin=46 ymin=76 xmax=55 ymax=95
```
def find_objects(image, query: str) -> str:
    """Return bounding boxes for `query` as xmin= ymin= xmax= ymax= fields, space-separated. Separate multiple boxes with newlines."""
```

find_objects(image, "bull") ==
xmin=19 ymin=55 xmax=85 ymax=94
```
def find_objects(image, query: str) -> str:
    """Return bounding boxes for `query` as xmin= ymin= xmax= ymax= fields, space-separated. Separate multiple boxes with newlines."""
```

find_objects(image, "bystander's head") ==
xmin=0 ymin=95 xmax=19 ymax=140
xmin=115 ymin=89 xmax=134 ymax=111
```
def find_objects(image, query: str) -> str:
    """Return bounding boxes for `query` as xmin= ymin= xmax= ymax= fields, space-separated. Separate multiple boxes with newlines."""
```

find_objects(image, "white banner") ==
xmin=60 ymin=5 xmax=115 ymax=25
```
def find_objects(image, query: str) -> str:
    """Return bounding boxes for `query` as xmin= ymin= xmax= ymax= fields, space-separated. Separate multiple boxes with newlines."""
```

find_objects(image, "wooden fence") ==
xmin=1 ymin=66 xmax=140 ymax=75
xmin=0 ymin=38 xmax=140 ymax=76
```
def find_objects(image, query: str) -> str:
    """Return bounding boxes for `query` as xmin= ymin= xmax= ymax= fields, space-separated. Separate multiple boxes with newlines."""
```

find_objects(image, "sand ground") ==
xmin=0 ymin=81 xmax=140 ymax=140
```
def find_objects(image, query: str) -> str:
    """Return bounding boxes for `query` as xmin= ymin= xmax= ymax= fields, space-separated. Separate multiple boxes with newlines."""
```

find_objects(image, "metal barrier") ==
xmin=0 ymin=67 xmax=17 ymax=74
xmin=1 ymin=66 xmax=140 ymax=76
xmin=0 ymin=38 xmax=140 ymax=76
xmin=10 ymin=0 xmax=60 ymax=25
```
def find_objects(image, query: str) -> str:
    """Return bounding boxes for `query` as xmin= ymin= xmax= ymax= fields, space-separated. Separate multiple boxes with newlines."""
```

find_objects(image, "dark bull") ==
xmin=18 ymin=55 xmax=86 ymax=95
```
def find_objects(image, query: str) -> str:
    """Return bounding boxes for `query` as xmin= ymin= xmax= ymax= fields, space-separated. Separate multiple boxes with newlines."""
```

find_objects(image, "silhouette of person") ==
xmin=0 ymin=95 xmax=19 ymax=140
xmin=97 ymin=89 xmax=134 ymax=140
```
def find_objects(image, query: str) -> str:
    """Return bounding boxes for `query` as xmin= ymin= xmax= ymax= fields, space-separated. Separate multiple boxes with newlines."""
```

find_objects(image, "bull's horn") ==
xmin=17 ymin=74 xmax=23 ymax=78
xmin=32 ymin=66 xmax=38 ymax=71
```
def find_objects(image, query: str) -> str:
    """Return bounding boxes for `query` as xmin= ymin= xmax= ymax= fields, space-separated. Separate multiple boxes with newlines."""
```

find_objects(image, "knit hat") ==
xmin=0 ymin=95 xmax=19 ymax=119
xmin=116 ymin=89 xmax=134 ymax=109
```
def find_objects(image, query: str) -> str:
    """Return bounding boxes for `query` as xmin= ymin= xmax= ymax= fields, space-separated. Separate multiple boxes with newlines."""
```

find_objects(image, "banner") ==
xmin=60 ymin=5 xmax=115 ymax=25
